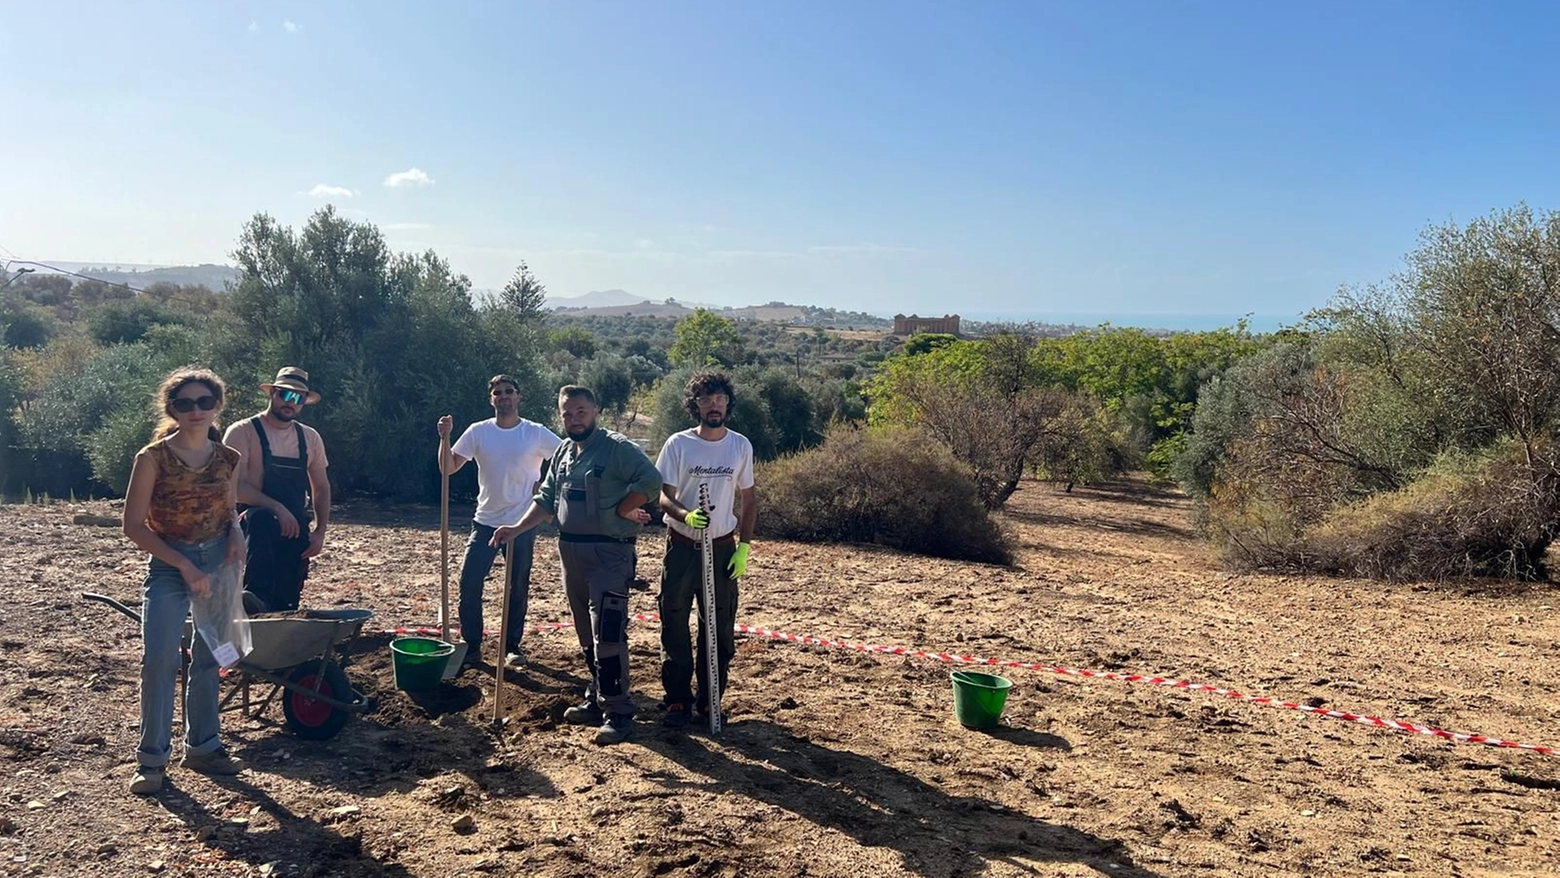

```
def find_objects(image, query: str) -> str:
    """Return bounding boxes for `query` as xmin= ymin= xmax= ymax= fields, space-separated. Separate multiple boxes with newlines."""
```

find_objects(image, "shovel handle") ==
xmin=493 ymin=540 xmax=514 ymax=726
xmin=439 ymin=433 xmax=452 ymax=644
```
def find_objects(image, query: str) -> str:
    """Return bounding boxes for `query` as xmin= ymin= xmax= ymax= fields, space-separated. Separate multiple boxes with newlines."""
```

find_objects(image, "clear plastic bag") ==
xmin=191 ymin=562 xmax=253 ymax=669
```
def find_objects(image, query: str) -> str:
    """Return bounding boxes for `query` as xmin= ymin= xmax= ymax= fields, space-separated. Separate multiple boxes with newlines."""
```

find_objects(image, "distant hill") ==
xmin=74 ymin=263 xmax=240 ymax=290
xmin=547 ymin=301 xmax=809 ymax=320
xmin=557 ymin=300 xmax=696 ymax=318
xmin=546 ymin=297 xmax=893 ymax=329
xmin=546 ymin=289 xmax=650 ymax=309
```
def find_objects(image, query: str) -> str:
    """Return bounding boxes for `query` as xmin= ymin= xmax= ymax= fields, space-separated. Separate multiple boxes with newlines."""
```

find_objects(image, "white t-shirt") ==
xmin=656 ymin=428 xmax=755 ymax=540
xmin=451 ymin=418 xmax=563 ymax=527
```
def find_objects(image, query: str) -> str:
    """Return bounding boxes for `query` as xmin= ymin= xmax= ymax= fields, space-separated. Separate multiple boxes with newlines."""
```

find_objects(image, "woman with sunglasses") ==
xmin=121 ymin=367 xmax=247 ymax=794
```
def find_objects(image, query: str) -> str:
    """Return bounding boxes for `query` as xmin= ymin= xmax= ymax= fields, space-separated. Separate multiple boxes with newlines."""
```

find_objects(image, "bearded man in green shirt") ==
xmin=492 ymin=385 xmax=662 ymax=745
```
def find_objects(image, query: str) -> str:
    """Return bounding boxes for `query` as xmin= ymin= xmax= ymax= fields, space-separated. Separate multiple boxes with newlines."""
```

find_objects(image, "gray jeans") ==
xmin=138 ymin=536 xmax=227 ymax=768
xmin=558 ymin=539 xmax=636 ymax=718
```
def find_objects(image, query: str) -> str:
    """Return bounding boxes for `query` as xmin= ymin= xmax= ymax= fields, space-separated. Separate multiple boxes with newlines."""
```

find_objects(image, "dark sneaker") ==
xmin=693 ymin=703 xmax=724 ymax=727
xmin=661 ymin=703 xmax=691 ymax=729
xmin=595 ymin=714 xmax=633 ymax=745
xmin=128 ymin=766 xmax=164 ymax=795
xmin=180 ymin=747 xmax=245 ymax=776
xmin=562 ymin=701 xmax=604 ymax=726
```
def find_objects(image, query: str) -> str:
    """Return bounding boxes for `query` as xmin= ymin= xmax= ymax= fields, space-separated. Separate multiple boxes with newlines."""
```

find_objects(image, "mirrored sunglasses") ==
xmin=275 ymin=389 xmax=306 ymax=405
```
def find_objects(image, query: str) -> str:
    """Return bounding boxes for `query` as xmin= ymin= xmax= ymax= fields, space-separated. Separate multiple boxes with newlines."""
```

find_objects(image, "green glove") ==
xmin=728 ymin=541 xmax=751 ymax=578
xmin=684 ymin=508 xmax=709 ymax=529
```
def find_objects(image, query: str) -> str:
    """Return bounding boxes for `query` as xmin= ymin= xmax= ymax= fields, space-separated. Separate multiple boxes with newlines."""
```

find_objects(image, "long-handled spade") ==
xmin=492 ymin=540 xmax=515 ymax=726
xmin=699 ymin=483 xmax=723 ymax=735
xmin=439 ymin=434 xmax=467 ymax=679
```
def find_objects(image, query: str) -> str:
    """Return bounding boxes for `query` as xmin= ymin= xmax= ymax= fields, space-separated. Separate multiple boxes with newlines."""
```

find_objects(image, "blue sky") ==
xmin=3 ymin=1 xmax=1558 ymax=321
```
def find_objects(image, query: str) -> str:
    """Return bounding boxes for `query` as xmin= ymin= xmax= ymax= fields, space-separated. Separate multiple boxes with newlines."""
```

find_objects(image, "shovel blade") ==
xmin=440 ymin=640 xmax=469 ymax=680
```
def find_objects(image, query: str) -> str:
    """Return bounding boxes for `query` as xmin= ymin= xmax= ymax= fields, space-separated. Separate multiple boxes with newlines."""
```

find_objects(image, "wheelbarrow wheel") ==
xmin=281 ymin=659 xmax=353 ymax=740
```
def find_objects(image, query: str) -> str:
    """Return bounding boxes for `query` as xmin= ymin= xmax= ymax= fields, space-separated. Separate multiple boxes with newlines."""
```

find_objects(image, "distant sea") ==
xmin=955 ymin=311 xmax=1299 ymax=333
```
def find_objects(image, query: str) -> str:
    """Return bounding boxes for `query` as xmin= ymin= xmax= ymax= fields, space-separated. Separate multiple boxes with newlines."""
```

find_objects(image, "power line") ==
xmin=2 ymin=259 xmax=153 ymax=296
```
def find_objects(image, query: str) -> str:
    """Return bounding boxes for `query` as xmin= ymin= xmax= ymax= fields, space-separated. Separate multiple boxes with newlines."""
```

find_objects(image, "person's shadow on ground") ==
xmin=639 ymin=718 xmax=1164 ymax=878
xmin=156 ymin=776 xmax=417 ymax=878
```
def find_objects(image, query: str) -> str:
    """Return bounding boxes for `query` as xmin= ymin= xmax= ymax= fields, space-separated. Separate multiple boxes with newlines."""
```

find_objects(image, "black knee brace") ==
xmin=600 ymin=591 xmax=628 ymax=644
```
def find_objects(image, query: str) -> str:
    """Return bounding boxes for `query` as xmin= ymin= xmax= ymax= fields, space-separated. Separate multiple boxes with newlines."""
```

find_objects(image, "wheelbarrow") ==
xmin=83 ymin=593 xmax=374 ymax=741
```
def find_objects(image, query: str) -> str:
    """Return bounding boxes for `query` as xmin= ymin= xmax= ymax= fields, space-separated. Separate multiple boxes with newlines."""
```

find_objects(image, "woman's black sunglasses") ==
xmin=171 ymin=395 xmax=219 ymax=413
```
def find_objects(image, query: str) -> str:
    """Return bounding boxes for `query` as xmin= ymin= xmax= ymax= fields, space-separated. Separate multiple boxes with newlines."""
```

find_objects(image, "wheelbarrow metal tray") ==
xmin=242 ymin=609 xmax=374 ymax=671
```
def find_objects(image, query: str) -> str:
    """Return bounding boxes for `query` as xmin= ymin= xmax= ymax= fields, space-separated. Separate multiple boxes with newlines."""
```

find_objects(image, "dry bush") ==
xmin=1300 ymin=443 xmax=1560 ymax=581
xmin=1213 ymin=440 xmax=1560 ymax=580
xmin=757 ymin=424 xmax=1013 ymax=565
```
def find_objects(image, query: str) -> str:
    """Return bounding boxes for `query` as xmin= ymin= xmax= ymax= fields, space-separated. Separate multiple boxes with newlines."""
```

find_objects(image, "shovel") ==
xmin=493 ymin=540 xmax=515 ymax=725
xmin=439 ymin=434 xmax=468 ymax=679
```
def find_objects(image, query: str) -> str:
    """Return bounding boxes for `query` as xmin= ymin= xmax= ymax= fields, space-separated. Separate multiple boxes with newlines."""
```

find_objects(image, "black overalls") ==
xmin=239 ymin=416 xmax=312 ymax=612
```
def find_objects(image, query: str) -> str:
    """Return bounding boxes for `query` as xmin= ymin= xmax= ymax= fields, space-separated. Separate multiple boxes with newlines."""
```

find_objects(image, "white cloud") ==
xmin=247 ymin=21 xmax=259 ymax=34
xmin=635 ymin=239 xmax=656 ymax=250
xmin=383 ymin=168 xmax=434 ymax=188
xmin=306 ymin=184 xmax=357 ymax=199
xmin=283 ymin=20 xmax=300 ymax=33
xmin=381 ymin=222 xmax=431 ymax=231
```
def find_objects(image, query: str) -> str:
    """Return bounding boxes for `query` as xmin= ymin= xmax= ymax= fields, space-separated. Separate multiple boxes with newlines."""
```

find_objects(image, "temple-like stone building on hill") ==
xmin=892 ymin=313 xmax=961 ymax=336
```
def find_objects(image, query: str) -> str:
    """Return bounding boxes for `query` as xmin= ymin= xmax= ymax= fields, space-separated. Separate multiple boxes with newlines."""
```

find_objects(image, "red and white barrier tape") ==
xmin=386 ymin=616 xmax=1556 ymax=758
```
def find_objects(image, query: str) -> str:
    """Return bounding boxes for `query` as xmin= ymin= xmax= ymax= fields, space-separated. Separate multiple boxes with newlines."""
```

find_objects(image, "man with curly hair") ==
xmin=654 ymin=370 xmax=757 ymax=728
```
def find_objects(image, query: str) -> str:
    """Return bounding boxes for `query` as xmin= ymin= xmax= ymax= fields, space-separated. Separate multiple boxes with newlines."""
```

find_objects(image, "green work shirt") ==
xmin=535 ymin=428 xmax=662 ymax=540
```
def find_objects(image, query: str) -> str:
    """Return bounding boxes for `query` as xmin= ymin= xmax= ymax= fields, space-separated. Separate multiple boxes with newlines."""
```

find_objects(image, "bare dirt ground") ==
xmin=2 ymin=477 xmax=1558 ymax=877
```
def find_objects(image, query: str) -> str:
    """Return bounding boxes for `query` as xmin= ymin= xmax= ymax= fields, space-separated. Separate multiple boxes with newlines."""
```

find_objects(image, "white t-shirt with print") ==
xmin=452 ymin=418 xmax=563 ymax=527
xmin=656 ymin=428 xmax=755 ymax=540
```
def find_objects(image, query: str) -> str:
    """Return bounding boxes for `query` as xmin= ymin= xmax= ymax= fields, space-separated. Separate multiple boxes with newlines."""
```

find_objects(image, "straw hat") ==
xmin=259 ymin=366 xmax=321 ymax=404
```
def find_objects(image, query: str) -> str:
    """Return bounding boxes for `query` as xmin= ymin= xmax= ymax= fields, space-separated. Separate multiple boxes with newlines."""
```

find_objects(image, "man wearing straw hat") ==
xmin=224 ymin=366 xmax=331 ymax=613
xmin=436 ymin=375 xmax=561 ymax=671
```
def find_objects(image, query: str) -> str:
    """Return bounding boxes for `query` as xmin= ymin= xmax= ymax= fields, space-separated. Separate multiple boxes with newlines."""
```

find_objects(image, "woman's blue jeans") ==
xmin=137 ymin=535 xmax=227 ymax=769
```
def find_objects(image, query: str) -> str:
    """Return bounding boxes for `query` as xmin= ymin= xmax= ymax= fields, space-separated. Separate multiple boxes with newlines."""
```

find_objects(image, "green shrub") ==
xmin=0 ymin=301 xmax=56 ymax=349
xmin=0 ymin=356 xmax=18 ymax=494
xmin=757 ymin=424 xmax=1013 ymax=564
xmin=86 ymin=404 xmax=157 ymax=495
xmin=86 ymin=298 xmax=190 ymax=344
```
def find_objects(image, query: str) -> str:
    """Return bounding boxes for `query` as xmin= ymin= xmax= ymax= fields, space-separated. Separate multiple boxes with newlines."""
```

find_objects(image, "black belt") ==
xmin=670 ymin=529 xmax=737 ymax=549
xmin=558 ymin=532 xmax=636 ymax=544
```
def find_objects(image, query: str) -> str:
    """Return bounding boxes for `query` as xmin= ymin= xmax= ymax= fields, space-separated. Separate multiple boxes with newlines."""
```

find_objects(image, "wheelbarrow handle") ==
xmin=81 ymin=592 xmax=143 ymax=625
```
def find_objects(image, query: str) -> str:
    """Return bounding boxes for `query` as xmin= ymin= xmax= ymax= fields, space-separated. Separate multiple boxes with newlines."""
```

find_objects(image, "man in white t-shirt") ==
xmin=654 ymin=370 xmax=757 ymax=728
xmin=436 ymin=374 xmax=562 ymax=670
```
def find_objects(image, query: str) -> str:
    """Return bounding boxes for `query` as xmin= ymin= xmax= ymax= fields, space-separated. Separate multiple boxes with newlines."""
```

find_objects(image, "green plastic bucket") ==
xmin=391 ymin=637 xmax=455 ymax=692
xmin=950 ymin=670 xmax=1014 ymax=729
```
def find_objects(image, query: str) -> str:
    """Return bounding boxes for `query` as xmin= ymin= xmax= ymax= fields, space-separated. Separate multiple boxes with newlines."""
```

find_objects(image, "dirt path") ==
xmin=1 ymin=478 xmax=1557 ymax=877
